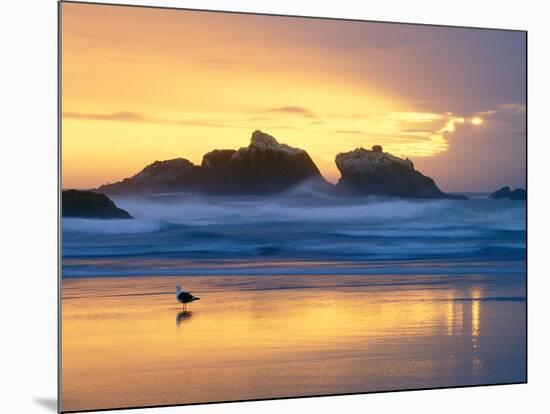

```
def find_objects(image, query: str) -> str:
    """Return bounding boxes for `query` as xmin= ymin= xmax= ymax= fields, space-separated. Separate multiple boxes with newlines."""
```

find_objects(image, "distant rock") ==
xmin=490 ymin=186 xmax=526 ymax=200
xmin=335 ymin=145 xmax=462 ymax=199
xmin=62 ymin=190 xmax=132 ymax=219
xmin=98 ymin=130 xmax=326 ymax=195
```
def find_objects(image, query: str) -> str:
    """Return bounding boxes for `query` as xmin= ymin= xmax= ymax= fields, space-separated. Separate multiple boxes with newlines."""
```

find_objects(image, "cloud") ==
xmin=263 ymin=106 xmax=317 ymax=118
xmin=71 ymin=31 xmax=129 ymax=44
xmin=334 ymin=130 xmax=363 ymax=134
xmin=415 ymin=103 xmax=526 ymax=191
xmin=400 ymin=129 xmax=435 ymax=134
xmin=62 ymin=110 xmax=232 ymax=128
xmin=63 ymin=111 xmax=146 ymax=122
xmin=497 ymin=103 xmax=526 ymax=113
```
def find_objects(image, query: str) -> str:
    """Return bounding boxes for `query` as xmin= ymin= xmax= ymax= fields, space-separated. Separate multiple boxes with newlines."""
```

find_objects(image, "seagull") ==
xmin=176 ymin=284 xmax=200 ymax=311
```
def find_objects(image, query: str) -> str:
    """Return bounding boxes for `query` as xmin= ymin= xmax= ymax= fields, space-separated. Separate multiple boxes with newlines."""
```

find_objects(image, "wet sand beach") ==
xmin=61 ymin=270 xmax=526 ymax=412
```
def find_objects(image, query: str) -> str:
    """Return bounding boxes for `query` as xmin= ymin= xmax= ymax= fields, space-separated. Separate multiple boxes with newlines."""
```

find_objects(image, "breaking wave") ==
xmin=62 ymin=191 xmax=526 ymax=276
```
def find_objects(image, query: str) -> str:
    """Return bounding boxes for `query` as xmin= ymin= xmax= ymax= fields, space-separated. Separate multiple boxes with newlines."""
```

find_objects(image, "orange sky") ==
xmin=61 ymin=2 xmax=526 ymax=191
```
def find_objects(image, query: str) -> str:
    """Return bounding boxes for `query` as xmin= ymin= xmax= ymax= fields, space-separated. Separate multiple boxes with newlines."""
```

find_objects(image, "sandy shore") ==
xmin=61 ymin=272 xmax=525 ymax=412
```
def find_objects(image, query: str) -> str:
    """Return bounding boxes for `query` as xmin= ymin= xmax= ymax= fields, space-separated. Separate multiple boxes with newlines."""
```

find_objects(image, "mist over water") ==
xmin=62 ymin=188 xmax=526 ymax=277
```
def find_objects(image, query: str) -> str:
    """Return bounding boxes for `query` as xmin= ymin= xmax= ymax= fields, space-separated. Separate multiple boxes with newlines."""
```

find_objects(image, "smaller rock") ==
xmin=130 ymin=158 xmax=196 ymax=184
xmin=62 ymin=190 xmax=133 ymax=219
xmin=490 ymin=186 xmax=526 ymax=200
xmin=97 ymin=158 xmax=202 ymax=194
xmin=510 ymin=188 xmax=527 ymax=200
xmin=335 ymin=146 xmax=450 ymax=198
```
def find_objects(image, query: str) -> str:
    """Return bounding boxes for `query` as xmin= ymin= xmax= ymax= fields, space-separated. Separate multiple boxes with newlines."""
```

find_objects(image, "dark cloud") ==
xmin=416 ymin=105 xmax=526 ymax=191
xmin=263 ymin=106 xmax=317 ymax=118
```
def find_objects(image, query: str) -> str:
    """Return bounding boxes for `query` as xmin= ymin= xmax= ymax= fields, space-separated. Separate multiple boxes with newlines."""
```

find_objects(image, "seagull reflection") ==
xmin=176 ymin=311 xmax=193 ymax=328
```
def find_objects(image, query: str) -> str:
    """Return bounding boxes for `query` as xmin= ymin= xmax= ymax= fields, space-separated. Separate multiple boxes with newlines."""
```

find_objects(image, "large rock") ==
xmin=490 ymin=186 xmax=526 ymax=200
xmin=97 ymin=130 xmax=325 ymax=195
xmin=62 ymin=190 xmax=132 ymax=219
xmin=200 ymin=130 xmax=324 ymax=194
xmin=335 ymin=145 xmax=455 ymax=198
xmin=97 ymin=158 xmax=202 ymax=195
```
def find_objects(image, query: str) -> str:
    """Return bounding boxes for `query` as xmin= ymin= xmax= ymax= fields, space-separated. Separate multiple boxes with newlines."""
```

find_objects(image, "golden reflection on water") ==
xmin=471 ymin=287 xmax=482 ymax=342
xmin=470 ymin=287 xmax=483 ymax=380
xmin=447 ymin=297 xmax=454 ymax=336
xmin=446 ymin=291 xmax=464 ymax=336
xmin=61 ymin=275 xmax=525 ymax=412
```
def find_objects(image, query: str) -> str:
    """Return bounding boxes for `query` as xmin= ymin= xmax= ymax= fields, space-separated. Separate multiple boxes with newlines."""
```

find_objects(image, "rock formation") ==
xmin=490 ymin=186 xmax=526 ymax=200
xmin=335 ymin=145 xmax=458 ymax=198
xmin=62 ymin=190 xmax=133 ymax=219
xmin=200 ymin=130 xmax=324 ymax=194
xmin=96 ymin=133 xmax=467 ymax=199
xmin=98 ymin=130 xmax=325 ymax=195
xmin=97 ymin=158 xmax=202 ymax=195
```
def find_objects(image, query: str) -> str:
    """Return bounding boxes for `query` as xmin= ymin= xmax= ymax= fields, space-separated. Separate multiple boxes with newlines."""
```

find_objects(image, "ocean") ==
xmin=62 ymin=190 xmax=526 ymax=277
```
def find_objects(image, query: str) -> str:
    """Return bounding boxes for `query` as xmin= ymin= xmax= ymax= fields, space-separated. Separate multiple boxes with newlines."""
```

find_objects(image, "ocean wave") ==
xmin=329 ymin=229 xmax=482 ymax=238
xmin=63 ymin=218 xmax=164 ymax=234
xmin=61 ymin=194 xmax=526 ymax=267
xmin=110 ymin=194 xmax=456 ymax=225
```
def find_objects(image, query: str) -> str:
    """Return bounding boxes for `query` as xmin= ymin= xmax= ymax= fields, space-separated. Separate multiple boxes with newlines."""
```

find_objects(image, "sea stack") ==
xmin=97 ymin=130 xmax=326 ymax=195
xmin=335 ymin=145 xmax=453 ymax=198
xmin=200 ymin=130 xmax=325 ymax=194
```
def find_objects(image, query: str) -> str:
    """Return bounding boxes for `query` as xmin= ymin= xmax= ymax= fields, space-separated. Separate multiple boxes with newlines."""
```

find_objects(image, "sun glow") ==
xmin=471 ymin=116 xmax=484 ymax=126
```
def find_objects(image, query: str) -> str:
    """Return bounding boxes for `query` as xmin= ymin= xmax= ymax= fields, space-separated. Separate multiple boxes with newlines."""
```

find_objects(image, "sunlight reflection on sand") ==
xmin=61 ymin=274 xmax=525 ymax=411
